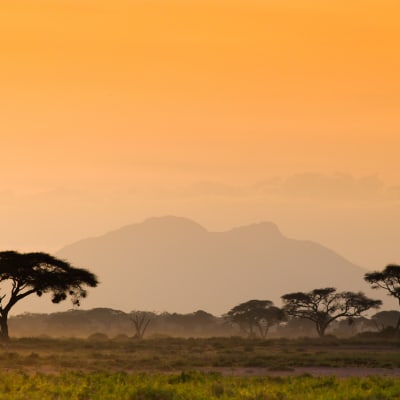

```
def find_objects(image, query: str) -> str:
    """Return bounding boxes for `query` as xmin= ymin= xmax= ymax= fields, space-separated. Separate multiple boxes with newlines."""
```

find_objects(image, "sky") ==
xmin=0 ymin=0 xmax=399 ymax=273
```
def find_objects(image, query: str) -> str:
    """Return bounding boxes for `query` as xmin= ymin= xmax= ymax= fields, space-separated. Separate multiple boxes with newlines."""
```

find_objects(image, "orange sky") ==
xmin=0 ymin=0 xmax=399 ymax=269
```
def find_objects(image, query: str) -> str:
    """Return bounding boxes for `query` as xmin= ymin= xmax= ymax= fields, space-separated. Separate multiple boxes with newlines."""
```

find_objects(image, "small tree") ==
xmin=371 ymin=311 xmax=400 ymax=333
xmin=0 ymin=251 xmax=98 ymax=341
xmin=365 ymin=264 xmax=400 ymax=331
xmin=225 ymin=299 xmax=286 ymax=338
xmin=277 ymin=316 xmax=316 ymax=338
xmin=255 ymin=306 xmax=287 ymax=338
xmin=281 ymin=288 xmax=381 ymax=337
xmin=333 ymin=316 xmax=375 ymax=337
xmin=130 ymin=311 xmax=152 ymax=339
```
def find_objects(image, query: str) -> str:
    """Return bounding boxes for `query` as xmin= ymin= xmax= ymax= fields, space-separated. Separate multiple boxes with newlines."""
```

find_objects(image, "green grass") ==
xmin=0 ymin=337 xmax=399 ymax=399
xmin=0 ymin=371 xmax=399 ymax=399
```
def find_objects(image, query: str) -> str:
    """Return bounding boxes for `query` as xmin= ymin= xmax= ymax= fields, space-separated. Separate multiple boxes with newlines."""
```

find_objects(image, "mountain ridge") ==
xmin=56 ymin=216 xmax=381 ymax=315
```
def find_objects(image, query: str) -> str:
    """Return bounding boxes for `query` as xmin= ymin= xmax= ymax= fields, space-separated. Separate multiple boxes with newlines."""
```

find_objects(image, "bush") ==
xmin=87 ymin=332 xmax=109 ymax=341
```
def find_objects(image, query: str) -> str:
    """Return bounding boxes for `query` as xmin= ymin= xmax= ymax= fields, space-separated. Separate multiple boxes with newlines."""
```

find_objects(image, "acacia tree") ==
xmin=130 ymin=311 xmax=153 ymax=339
xmin=225 ymin=299 xmax=286 ymax=338
xmin=371 ymin=311 xmax=400 ymax=333
xmin=281 ymin=288 xmax=381 ymax=337
xmin=365 ymin=264 xmax=400 ymax=331
xmin=0 ymin=251 xmax=98 ymax=341
xmin=255 ymin=306 xmax=286 ymax=338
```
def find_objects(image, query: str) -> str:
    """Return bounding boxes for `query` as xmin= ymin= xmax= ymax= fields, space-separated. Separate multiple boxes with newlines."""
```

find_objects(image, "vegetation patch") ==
xmin=0 ymin=372 xmax=399 ymax=399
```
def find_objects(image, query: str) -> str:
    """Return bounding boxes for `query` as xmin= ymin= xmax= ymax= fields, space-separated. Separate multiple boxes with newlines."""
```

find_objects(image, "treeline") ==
xmin=2 ymin=253 xmax=400 ymax=340
xmin=9 ymin=309 xmax=227 ymax=338
xmin=8 ymin=307 xmax=400 ymax=339
xmin=223 ymin=264 xmax=400 ymax=338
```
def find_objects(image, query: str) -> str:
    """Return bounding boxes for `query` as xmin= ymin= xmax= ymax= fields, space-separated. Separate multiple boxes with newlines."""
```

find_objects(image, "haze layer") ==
xmin=0 ymin=0 xmax=399 ymax=269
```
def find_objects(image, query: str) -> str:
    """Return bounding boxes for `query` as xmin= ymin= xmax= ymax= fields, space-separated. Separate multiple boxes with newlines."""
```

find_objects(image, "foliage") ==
xmin=0 ymin=251 xmax=98 ymax=340
xmin=9 ymin=306 xmax=399 ymax=339
xmin=333 ymin=316 xmax=375 ymax=337
xmin=370 ymin=311 xmax=400 ymax=333
xmin=365 ymin=265 xmax=400 ymax=302
xmin=365 ymin=264 xmax=400 ymax=331
xmin=281 ymin=288 xmax=382 ymax=336
xmin=225 ymin=299 xmax=286 ymax=338
xmin=8 ymin=308 xmax=233 ymax=338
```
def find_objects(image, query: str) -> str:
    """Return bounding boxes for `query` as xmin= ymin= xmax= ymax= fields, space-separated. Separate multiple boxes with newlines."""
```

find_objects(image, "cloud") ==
xmin=180 ymin=181 xmax=245 ymax=197
xmin=173 ymin=173 xmax=396 ymax=203
xmin=254 ymin=173 xmax=386 ymax=201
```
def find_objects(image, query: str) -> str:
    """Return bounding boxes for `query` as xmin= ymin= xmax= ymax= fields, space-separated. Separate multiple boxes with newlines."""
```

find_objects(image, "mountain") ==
xmin=56 ymin=216 xmax=383 ymax=315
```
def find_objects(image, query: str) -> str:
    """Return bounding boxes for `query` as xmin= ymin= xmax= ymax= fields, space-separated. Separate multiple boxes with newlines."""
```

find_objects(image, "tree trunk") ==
xmin=0 ymin=314 xmax=9 ymax=342
xmin=248 ymin=324 xmax=256 ymax=338
xmin=316 ymin=323 xmax=327 ymax=337
xmin=259 ymin=324 xmax=269 ymax=339
xmin=395 ymin=314 xmax=400 ymax=333
xmin=131 ymin=314 xmax=151 ymax=340
xmin=256 ymin=322 xmax=266 ymax=338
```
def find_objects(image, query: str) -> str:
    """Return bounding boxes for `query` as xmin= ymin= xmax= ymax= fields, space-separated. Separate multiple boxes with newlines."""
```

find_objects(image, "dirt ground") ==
xmin=202 ymin=367 xmax=400 ymax=378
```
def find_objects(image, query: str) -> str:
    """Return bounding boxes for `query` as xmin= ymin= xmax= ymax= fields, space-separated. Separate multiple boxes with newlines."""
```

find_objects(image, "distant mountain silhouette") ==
xmin=56 ymin=216 xmax=383 ymax=315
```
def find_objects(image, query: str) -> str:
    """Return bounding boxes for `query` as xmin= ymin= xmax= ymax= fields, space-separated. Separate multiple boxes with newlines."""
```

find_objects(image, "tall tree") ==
xmin=0 ymin=251 xmax=98 ymax=341
xmin=281 ymin=288 xmax=381 ymax=337
xmin=225 ymin=299 xmax=285 ymax=338
xmin=365 ymin=264 xmax=400 ymax=331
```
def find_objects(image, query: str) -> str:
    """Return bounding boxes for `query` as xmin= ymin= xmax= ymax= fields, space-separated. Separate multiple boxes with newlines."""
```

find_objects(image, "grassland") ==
xmin=1 ymin=371 xmax=400 ymax=399
xmin=1 ymin=336 xmax=400 ymax=399
xmin=1 ymin=336 xmax=400 ymax=373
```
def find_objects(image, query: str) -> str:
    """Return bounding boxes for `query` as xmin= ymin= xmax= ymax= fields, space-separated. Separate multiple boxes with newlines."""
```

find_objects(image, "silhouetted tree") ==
xmin=365 ymin=264 xmax=400 ymax=331
xmin=277 ymin=316 xmax=316 ymax=338
xmin=281 ymin=288 xmax=381 ymax=337
xmin=370 ymin=310 xmax=400 ymax=333
xmin=150 ymin=310 xmax=226 ymax=337
xmin=333 ymin=316 xmax=375 ymax=337
xmin=225 ymin=299 xmax=286 ymax=338
xmin=255 ymin=306 xmax=286 ymax=338
xmin=130 ymin=311 xmax=152 ymax=339
xmin=0 ymin=251 xmax=98 ymax=341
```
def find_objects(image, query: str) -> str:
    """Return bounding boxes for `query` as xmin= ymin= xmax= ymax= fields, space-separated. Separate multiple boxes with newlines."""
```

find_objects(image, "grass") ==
xmin=0 ymin=371 xmax=399 ymax=399
xmin=0 ymin=337 xmax=399 ymax=399
xmin=0 ymin=336 xmax=399 ymax=373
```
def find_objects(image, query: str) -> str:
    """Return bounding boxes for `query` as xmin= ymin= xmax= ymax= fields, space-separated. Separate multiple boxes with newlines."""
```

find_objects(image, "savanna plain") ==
xmin=1 ymin=335 xmax=400 ymax=399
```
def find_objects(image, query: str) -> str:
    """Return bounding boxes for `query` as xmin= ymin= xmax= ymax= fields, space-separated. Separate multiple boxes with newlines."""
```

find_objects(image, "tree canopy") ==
xmin=225 ymin=299 xmax=285 ymax=338
xmin=281 ymin=288 xmax=381 ymax=337
xmin=0 ymin=251 xmax=98 ymax=340
xmin=365 ymin=265 xmax=400 ymax=303
xmin=365 ymin=264 xmax=400 ymax=331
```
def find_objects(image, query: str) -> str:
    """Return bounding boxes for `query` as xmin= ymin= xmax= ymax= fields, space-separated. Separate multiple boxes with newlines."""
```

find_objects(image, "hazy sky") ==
xmin=1 ymin=0 xmax=399 ymax=269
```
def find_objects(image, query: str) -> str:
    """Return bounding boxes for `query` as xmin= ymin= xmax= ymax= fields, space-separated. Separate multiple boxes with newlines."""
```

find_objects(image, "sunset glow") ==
xmin=1 ymin=0 xmax=399 ymax=273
